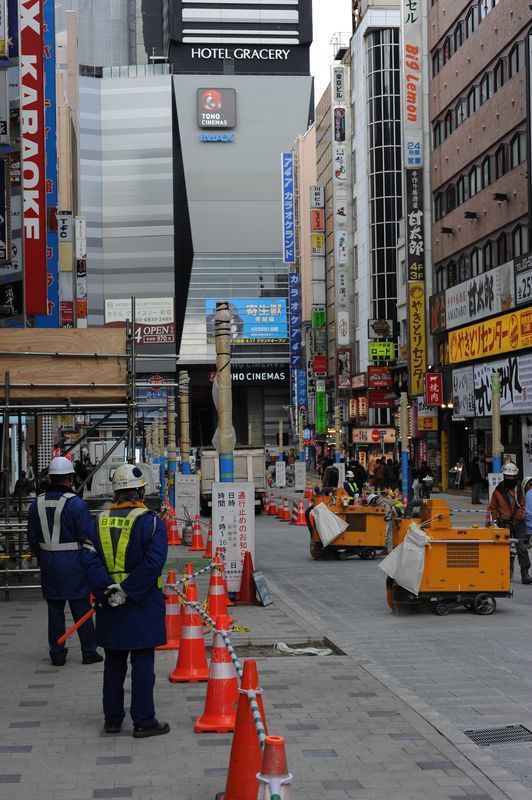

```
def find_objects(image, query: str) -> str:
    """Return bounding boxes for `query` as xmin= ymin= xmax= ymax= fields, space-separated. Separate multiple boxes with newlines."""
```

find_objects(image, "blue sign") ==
xmin=200 ymin=132 xmax=234 ymax=142
xmin=296 ymin=368 xmax=307 ymax=407
xmin=8 ymin=0 xmax=18 ymax=59
xmin=205 ymin=298 xmax=288 ymax=344
xmin=288 ymin=271 xmax=302 ymax=371
xmin=281 ymin=152 xmax=295 ymax=264
xmin=34 ymin=0 xmax=59 ymax=327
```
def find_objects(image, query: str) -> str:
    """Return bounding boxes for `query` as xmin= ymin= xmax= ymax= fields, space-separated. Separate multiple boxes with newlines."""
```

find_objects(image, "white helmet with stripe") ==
xmin=111 ymin=464 xmax=147 ymax=491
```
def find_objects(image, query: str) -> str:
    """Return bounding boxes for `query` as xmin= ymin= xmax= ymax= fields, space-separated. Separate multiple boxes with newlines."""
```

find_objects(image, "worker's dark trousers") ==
xmin=47 ymin=598 xmax=98 ymax=664
xmin=103 ymin=648 xmax=156 ymax=728
xmin=516 ymin=537 xmax=531 ymax=577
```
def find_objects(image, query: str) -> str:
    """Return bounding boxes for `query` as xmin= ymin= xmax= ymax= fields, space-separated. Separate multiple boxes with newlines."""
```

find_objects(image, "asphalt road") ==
xmin=256 ymin=494 xmax=532 ymax=791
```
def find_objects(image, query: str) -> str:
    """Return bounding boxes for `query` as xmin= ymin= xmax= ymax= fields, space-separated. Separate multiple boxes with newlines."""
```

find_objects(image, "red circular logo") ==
xmin=371 ymin=429 xmax=380 ymax=443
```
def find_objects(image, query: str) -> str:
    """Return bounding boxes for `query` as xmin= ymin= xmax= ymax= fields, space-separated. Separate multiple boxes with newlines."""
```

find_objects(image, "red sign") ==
xmin=424 ymin=372 xmax=443 ymax=406
xmin=368 ymin=389 xmax=395 ymax=409
xmin=312 ymin=354 xmax=327 ymax=375
xmin=351 ymin=372 xmax=367 ymax=390
xmin=21 ymin=0 xmax=48 ymax=315
xmin=371 ymin=429 xmax=381 ymax=443
xmin=368 ymin=366 xmax=393 ymax=389
xmin=59 ymin=301 xmax=74 ymax=325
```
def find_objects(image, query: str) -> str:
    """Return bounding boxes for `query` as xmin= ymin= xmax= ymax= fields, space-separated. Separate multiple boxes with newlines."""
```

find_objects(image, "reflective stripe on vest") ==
xmin=97 ymin=508 xmax=162 ymax=587
xmin=36 ymin=493 xmax=79 ymax=552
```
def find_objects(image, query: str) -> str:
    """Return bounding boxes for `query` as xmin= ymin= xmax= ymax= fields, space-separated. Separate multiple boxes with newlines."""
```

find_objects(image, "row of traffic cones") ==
xmin=264 ymin=491 xmax=307 ymax=527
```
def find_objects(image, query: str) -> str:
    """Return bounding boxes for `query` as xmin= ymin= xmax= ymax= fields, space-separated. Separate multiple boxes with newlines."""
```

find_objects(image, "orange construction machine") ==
xmin=387 ymin=499 xmax=512 ymax=615
xmin=307 ymin=490 xmax=387 ymax=560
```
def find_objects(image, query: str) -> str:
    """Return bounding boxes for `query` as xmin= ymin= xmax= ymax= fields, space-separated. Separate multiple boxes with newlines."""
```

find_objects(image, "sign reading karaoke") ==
xmin=281 ymin=152 xmax=295 ymax=263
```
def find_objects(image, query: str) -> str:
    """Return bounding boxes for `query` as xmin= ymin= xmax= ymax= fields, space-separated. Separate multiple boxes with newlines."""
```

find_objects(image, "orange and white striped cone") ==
xmin=206 ymin=556 xmax=232 ymax=622
xmin=194 ymin=614 xmax=238 ymax=733
xmin=256 ymin=735 xmax=293 ymax=799
xmin=215 ymin=546 xmax=234 ymax=607
xmin=263 ymin=493 xmax=270 ymax=514
xmin=166 ymin=509 xmax=182 ymax=545
xmin=268 ymin=492 xmax=277 ymax=516
xmin=156 ymin=570 xmax=181 ymax=650
xmin=169 ymin=582 xmax=209 ymax=683
xmin=291 ymin=498 xmax=307 ymax=526
xmin=203 ymin=521 xmax=213 ymax=559
xmin=188 ymin=514 xmax=204 ymax=552
xmin=304 ymin=483 xmax=313 ymax=503
xmin=279 ymin=497 xmax=290 ymax=522
xmin=276 ymin=495 xmax=285 ymax=520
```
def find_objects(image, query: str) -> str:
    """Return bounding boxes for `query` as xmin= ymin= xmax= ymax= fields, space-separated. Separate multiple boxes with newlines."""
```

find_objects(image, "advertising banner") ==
xmin=281 ymin=152 xmax=295 ymax=264
xmin=0 ymin=68 xmax=8 ymax=145
xmin=105 ymin=297 xmax=174 ymax=325
xmin=333 ymin=146 xmax=346 ymax=182
xmin=0 ymin=156 xmax=9 ymax=263
xmin=310 ymin=233 xmax=325 ymax=256
xmin=335 ymin=229 xmax=348 ymax=264
xmin=351 ymin=373 xmax=367 ymax=390
xmin=289 ymin=272 xmax=302 ymax=369
xmin=334 ymin=107 xmax=345 ymax=141
xmin=211 ymin=482 xmax=255 ymax=594
xmin=429 ymin=291 xmax=446 ymax=334
xmin=514 ymin=250 xmax=532 ymax=307
xmin=417 ymin=399 xmax=438 ymax=431
xmin=369 ymin=341 xmax=394 ymax=361
xmin=352 ymin=427 xmax=396 ymax=444
xmin=452 ymin=366 xmax=475 ymax=417
xmin=0 ymin=276 xmax=23 ymax=319
xmin=313 ymin=353 xmax=327 ymax=375
xmin=408 ymin=282 xmax=426 ymax=394
xmin=205 ymin=298 xmax=288 ymax=344
xmin=335 ymin=269 xmax=348 ymax=307
xmin=0 ymin=0 xmax=6 ymax=58
xmin=7 ymin=0 xmax=17 ymax=58
xmin=474 ymin=354 xmax=532 ymax=417
xmin=368 ymin=390 xmax=394 ymax=409
xmin=197 ymin=88 xmax=236 ymax=128
xmin=310 ymin=209 xmax=324 ymax=232
xmin=315 ymin=379 xmax=327 ymax=435
xmin=406 ymin=169 xmax=424 ymax=281
xmin=368 ymin=319 xmax=393 ymax=339
xmin=449 ymin=306 xmax=532 ymax=363
xmin=337 ymin=310 xmax=349 ymax=345
xmin=333 ymin=66 xmax=345 ymax=102
xmin=368 ymin=366 xmax=393 ymax=388
xmin=334 ymin=194 xmax=347 ymax=226
xmin=21 ymin=0 xmax=47 ymax=315
xmin=336 ymin=348 xmax=351 ymax=390
xmin=445 ymin=261 xmax=514 ymax=331
xmin=312 ymin=307 xmax=326 ymax=329
xmin=424 ymin=372 xmax=443 ymax=406
xmin=310 ymin=185 xmax=324 ymax=208
xmin=401 ymin=0 xmax=423 ymax=167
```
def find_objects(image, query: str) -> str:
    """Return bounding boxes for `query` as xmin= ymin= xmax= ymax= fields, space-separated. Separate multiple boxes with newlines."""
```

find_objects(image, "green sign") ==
xmin=312 ymin=307 xmax=326 ymax=329
xmin=368 ymin=341 xmax=394 ymax=361
xmin=315 ymin=390 xmax=327 ymax=434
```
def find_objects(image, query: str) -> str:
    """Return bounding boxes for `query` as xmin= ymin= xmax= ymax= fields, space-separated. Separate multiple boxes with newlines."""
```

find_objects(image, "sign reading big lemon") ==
xmin=449 ymin=307 xmax=532 ymax=363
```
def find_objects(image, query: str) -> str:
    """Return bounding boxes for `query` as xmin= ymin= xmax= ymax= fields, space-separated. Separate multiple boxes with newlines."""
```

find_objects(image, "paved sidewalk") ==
xmin=0 ymin=529 xmax=530 ymax=800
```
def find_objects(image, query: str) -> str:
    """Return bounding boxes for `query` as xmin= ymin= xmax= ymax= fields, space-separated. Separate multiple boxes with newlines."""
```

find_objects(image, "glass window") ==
xmin=454 ymin=22 xmax=464 ymax=51
xmin=478 ymin=0 xmax=490 ymax=20
xmin=446 ymin=184 xmax=456 ymax=213
xmin=467 ymin=86 xmax=479 ymax=116
xmin=508 ymin=44 xmax=520 ymax=78
xmin=436 ymin=266 xmax=448 ymax=292
xmin=495 ymin=144 xmax=507 ymax=179
xmin=444 ymin=110 xmax=454 ymax=137
xmin=483 ymin=240 xmax=493 ymax=270
xmin=513 ymin=225 xmax=529 ymax=258
xmin=433 ymin=121 xmax=442 ymax=147
xmin=466 ymin=7 xmax=476 ymax=37
xmin=458 ymin=253 xmax=470 ymax=282
xmin=511 ymin=132 xmax=524 ymax=168
xmin=469 ymin=165 xmax=481 ymax=196
xmin=494 ymin=59 xmax=505 ymax=91
xmin=434 ymin=193 xmax=443 ymax=221
xmin=457 ymin=175 xmax=469 ymax=205
xmin=432 ymin=50 xmax=441 ymax=78
xmin=496 ymin=233 xmax=507 ymax=265
xmin=482 ymin=155 xmax=491 ymax=188
xmin=471 ymin=248 xmax=482 ymax=276
xmin=480 ymin=72 xmax=491 ymax=104
xmin=455 ymin=99 xmax=465 ymax=126
xmin=442 ymin=37 xmax=452 ymax=64
xmin=448 ymin=260 xmax=457 ymax=287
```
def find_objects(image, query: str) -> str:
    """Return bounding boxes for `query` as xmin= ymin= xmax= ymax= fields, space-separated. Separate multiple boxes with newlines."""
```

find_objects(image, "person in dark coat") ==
xmin=417 ymin=461 xmax=434 ymax=499
xmin=81 ymin=463 xmax=170 ymax=738
xmin=352 ymin=460 xmax=367 ymax=490
xmin=27 ymin=457 xmax=102 ymax=667
xmin=469 ymin=456 xmax=483 ymax=504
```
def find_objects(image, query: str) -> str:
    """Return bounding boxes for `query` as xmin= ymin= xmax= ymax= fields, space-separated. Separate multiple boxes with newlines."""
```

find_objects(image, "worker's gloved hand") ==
xmin=106 ymin=584 xmax=127 ymax=607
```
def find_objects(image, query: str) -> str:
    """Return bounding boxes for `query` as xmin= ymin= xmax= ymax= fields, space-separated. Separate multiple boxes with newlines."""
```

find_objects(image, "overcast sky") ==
xmin=310 ymin=0 xmax=352 ymax=101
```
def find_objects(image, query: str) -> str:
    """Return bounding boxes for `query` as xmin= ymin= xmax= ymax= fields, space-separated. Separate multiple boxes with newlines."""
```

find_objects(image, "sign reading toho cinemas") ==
xmin=20 ymin=0 xmax=47 ymax=315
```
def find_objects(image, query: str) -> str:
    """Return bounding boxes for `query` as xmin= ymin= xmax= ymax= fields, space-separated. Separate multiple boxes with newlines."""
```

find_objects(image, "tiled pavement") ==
xmin=0 ymin=502 xmax=530 ymax=800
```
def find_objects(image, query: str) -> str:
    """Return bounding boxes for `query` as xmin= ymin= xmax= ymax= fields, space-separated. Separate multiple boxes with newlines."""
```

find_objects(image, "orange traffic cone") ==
xmin=167 ymin=511 xmax=182 ymax=545
xmin=206 ymin=556 xmax=231 ymax=621
xmin=279 ymin=497 xmax=290 ymax=522
xmin=256 ymin=735 xmax=293 ymax=799
xmin=189 ymin=515 xmax=204 ymax=552
xmin=268 ymin=493 xmax=277 ymax=516
xmin=237 ymin=551 xmax=257 ymax=605
xmin=203 ymin=521 xmax=213 ymax=559
xmin=263 ymin=493 xmax=270 ymax=514
xmin=291 ymin=499 xmax=307 ymax=526
xmin=215 ymin=660 xmax=268 ymax=800
xmin=276 ymin=496 xmax=285 ymax=520
xmin=168 ymin=582 xmax=209 ymax=683
xmin=215 ymin=546 xmax=234 ymax=607
xmin=194 ymin=614 xmax=238 ymax=733
xmin=304 ymin=483 xmax=313 ymax=504
xmin=156 ymin=570 xmax=181 ymax=650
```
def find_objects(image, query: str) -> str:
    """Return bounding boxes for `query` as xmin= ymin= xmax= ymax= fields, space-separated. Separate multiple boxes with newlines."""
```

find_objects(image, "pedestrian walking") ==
xmin=489 ymin=462 xmax=532 ymax=584
xmin=81 ymin=463 xmax=170 ymax=738
xmin=27 ymin=457 xmax=102 ymax=667
xmin=469 ymin=456 xmax=483 ymax=504
xmin=417 ymin=461 xmax=434 ymax=499
xmin=373 ymin=458 xmax=385 ymax=491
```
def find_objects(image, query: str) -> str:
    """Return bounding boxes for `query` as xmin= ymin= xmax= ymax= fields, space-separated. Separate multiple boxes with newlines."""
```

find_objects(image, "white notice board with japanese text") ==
xmin=212 ymin=482 xmax=255 ymax=593
xmin=175 ymin=475 xmax=200 ymax=523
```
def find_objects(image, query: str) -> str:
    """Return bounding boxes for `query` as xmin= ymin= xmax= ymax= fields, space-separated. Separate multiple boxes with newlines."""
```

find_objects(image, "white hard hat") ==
xmin=48 ymin=456 xmax=75 ymax=476
xmin=502 ymin=462 xmax=519 ymax=477
xmin=523 ymin=476 xmax=532 ymax=493
xmin=112 ymin=463 xmax=147 ymax=491
xmin=346 ymin=471 xmax=354 ymax=479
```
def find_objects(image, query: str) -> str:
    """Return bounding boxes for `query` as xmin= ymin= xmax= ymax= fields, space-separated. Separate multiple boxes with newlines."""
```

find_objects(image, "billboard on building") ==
xmin=514 ymin=250 xmax=532 ymax=307
xmin=453 ymin=356 xmax=532 ymax=417
xmin=445 ymin=261 xmax=514 ymax=330
xmin=408 ymin=282 xmax=426 ymax=394
xmin=205 ymin=298 xmax=288 ymax=344
xmin=449 ymin=306 xmax=532 ymax=364
xmin=401 ymin=0 xmax=423 ymax=167
xmin=281 ymin=152 xmax=295 ymax=264
xmin=197 ymin=88 xmax=236 ymax=128
xmin=20 ymin=0 xmax=47 ymax=315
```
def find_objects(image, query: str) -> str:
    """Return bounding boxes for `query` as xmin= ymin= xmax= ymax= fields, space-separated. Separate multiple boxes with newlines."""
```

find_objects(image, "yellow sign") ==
xmin=368 ymin=341 xmax=394 ymax=360
xmin=408 ymin=282 xmax=427 ymax=395
xmin=449 ymin=307 xmax=532 ymax=363
xmin=310 ymin=233 xmax=325 ymax=256
xmin=417 ymin=416 xmax=437 ymax=431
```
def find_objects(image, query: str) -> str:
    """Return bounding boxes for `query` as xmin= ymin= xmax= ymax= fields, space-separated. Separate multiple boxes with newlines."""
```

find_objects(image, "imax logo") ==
xmin=199 ymin=133 xmax=234 ymax=143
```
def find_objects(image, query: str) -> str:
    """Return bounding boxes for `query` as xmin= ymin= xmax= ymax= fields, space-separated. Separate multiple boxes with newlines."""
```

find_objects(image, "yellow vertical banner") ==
xmin=408 ymin=282 xmax=426 ymax=395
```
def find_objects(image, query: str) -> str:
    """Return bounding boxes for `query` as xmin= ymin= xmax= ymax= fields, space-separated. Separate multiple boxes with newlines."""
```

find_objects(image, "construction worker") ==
xmin=343 ymin=470 xmax=358 ymax=499
xmin=489 ymin=462 xmax=532 ymax=584
xmin=27 ymin=456 xmax=102 ymax=667
xmin=81 ymin=463 xmax=170 ymax=738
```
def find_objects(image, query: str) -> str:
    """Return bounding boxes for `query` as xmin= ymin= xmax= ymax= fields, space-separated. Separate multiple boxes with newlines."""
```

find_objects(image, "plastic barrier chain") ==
xmin=166 ymin=562 xmax=216 ymax=587
xmin=176 ymin=589 xmax=267 ymax=749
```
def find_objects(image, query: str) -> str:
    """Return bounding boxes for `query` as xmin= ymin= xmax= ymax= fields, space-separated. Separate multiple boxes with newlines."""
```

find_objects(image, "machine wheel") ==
xmin=473 ymin=594 xmax=496 ymax=615
xmin=310 ymin=543 xmax=323 ymax=560
xmin=435 ymin=602 xmax=450 ymax=616
xmin=359 ymin=548 xmax=376 ymax=560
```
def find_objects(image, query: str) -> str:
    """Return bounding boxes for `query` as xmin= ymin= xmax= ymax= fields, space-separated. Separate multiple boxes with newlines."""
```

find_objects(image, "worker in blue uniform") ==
xmin=27 ymin=456 xmax=102 ymax=667
xmin=81 ymin=463 xmax=170 ymax=738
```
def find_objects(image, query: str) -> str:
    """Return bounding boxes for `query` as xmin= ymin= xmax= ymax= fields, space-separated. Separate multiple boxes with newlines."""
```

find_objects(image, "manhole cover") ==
xmin=464 ymin=725 xmax=532 ymax=746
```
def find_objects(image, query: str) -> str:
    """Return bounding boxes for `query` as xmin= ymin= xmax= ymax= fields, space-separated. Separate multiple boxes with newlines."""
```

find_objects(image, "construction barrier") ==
xmin=291 ymin=499 xmax=306 ymax=526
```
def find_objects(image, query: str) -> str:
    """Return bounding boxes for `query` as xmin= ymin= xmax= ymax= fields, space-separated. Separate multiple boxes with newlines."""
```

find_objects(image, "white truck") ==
xmin=199 ymin=447 xmax=267 ymax=514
